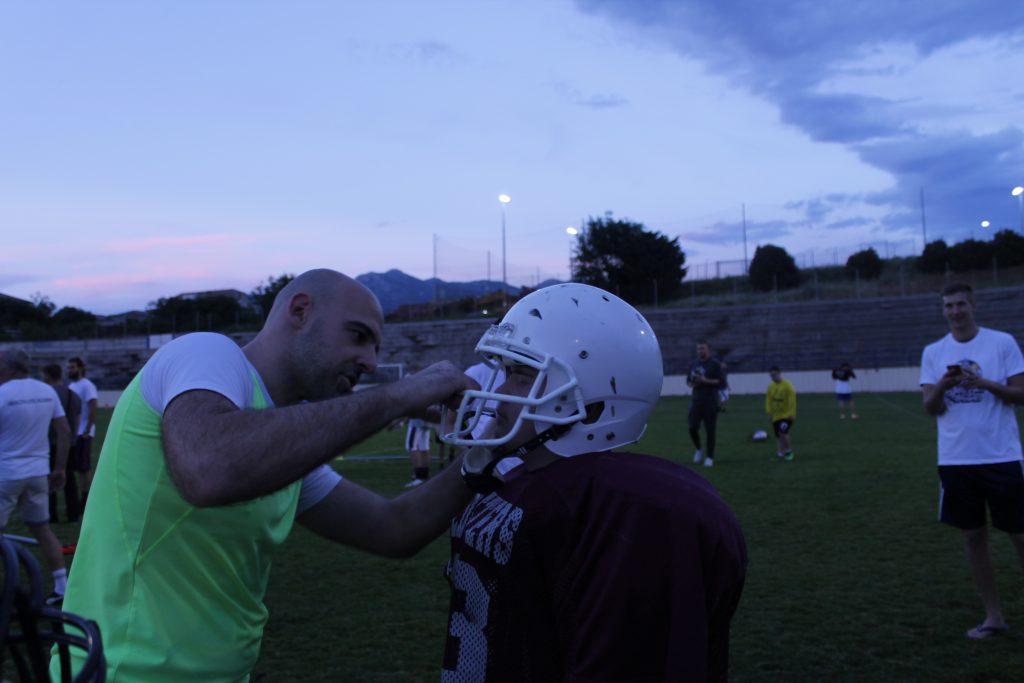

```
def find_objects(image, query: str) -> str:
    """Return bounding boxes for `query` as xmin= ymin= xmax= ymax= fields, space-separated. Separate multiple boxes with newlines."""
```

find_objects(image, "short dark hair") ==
xmin=68 ymin=356 xmax=85 ymax=369
xmin=696 ymin=339 xmax=710 ymax=347
xmin=941 ymin=282 xmax=974 ymax=300
xmin=768 ymin=365 xmax=780 ymax=373
xmin=42 ymin=364 xmax=62 ymax=382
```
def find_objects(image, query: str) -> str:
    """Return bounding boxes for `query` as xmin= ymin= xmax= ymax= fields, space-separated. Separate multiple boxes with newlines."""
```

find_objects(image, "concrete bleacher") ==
xmin=4 ymin=285 xmax=1021 ymax=390
xmin=646 ymin=285 xmax=1023 ymax=374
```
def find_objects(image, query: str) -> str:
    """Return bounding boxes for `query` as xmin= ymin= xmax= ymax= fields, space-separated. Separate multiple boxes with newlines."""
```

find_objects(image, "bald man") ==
xmin=55 ymin=269 xmax=479 ymax=682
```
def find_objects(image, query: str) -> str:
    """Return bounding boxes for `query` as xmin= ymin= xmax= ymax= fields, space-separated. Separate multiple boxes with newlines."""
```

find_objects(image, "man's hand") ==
xmin=962 ymin=373 xmax=1024 ymax=405
xmin=403 ymin=362 xmax=480 ymax=412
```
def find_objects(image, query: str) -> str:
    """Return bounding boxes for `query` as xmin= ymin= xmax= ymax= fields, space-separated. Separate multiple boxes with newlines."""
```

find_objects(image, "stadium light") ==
xmin=565 ymin=226 xmax=578 ymax=281
xmin=498 ymin=194 xmax=511 ymax=308
xmin=1013 ymin=186 xmax=1024 ymax=233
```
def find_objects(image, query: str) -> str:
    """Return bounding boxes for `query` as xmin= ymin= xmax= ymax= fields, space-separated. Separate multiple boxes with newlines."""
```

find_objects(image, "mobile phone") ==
xmin=947 ymin=364 xmax=962 ymax=375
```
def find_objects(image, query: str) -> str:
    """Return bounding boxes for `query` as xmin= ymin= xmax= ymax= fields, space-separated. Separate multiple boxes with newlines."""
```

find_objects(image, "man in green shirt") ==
xmin=55 ymin=269 xmax=481 ymax=682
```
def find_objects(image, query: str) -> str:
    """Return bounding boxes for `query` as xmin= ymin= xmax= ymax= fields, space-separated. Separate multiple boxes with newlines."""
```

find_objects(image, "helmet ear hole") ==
xmin=582 ymin=401 xmax=605 ymax=424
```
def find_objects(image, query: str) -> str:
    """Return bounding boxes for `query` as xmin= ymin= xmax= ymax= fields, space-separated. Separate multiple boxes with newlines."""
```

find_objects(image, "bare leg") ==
xmin=412 ymin=449 xmax=431 ymax=470
xmin=27 ymin=523 xmax=66 ymax=577
xmin=963 ymin=527 xmax=1005 ymax=628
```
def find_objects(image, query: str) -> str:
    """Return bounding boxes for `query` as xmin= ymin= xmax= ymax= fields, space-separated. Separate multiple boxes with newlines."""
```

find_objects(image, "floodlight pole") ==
xmin=1013 ymin=186 xmax=1024 ymax=234
xmin=499 ymin=194 xmax=511 ymax=309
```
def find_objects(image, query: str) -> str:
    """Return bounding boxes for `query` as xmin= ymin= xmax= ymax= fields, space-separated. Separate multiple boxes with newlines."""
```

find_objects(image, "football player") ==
xmin=441 ymin=283 xmax=748 ymax=682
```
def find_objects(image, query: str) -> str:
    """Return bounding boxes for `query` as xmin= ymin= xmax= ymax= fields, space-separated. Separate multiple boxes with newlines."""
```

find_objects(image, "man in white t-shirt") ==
xmin=920 ymin=282 xmax=1024 ymax=640
xmin=0 ymin=349 xmax=72 ymax=604
xmin=66 ymin=356 xmax=99 ymax=517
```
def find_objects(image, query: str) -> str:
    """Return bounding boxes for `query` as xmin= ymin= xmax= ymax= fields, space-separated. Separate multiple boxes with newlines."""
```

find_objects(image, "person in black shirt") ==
xmin=442 ymin=284 xmax=747 ymax=682
xmin=687 ymin=340 xmax=725 ymax=467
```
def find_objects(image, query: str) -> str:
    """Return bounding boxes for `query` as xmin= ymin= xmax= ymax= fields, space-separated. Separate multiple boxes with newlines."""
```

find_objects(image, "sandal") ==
xmin=966 ymin=623 xmax=1009 ymax=640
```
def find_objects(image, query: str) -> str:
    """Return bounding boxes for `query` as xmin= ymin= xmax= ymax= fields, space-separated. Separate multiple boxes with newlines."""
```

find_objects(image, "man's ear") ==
xmin=286 ymin=292 xmax=313 ymax=329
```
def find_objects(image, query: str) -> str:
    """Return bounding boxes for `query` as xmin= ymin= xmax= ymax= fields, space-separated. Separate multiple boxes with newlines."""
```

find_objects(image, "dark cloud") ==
xmin=775 ymin=92 xmax=909 ymax=143
xmin=858 ymin=128 xmax=1024 ymax=235
xmin=679 ymin=217 xmax=794 ymax=248
xmin=576 ymin=0 xmax=1024 ymax=241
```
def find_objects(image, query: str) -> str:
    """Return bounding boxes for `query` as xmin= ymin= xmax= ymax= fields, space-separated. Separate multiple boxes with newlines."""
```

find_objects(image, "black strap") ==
xmin=461 ymin=423 xmax=574 ymax=495
xmin=508 ymin=422 xmax=573 ymax=460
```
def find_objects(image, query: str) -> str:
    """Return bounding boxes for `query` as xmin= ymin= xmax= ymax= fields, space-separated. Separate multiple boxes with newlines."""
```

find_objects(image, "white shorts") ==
xmin=406 ymin=424 xmax=433 ymax=452
xmin=0 ymin=476 xmax=51 ymax=529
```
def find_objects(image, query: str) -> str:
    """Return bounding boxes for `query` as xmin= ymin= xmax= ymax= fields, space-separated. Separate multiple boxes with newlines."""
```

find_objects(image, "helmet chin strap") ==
xmin=506 ymin=422 xmax=574 ymax=460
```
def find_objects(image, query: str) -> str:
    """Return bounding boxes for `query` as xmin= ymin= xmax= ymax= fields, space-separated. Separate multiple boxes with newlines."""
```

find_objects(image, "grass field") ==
xmin=22 ymin=393 xmax=1024 ymax=682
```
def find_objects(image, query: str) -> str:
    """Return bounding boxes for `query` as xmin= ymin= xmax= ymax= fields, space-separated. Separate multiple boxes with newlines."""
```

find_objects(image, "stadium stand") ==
xmin=1 ymin=285 xmax=1021 ymax=389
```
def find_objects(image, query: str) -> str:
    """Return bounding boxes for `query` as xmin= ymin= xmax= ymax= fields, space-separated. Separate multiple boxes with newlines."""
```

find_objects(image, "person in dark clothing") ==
xmin=687 ymin=340 xmax=725 ymax=467
xmin=442 ymin=284 xmax=747 ymax=682
xmin=41 ymin=363 xmax=82 ymax=522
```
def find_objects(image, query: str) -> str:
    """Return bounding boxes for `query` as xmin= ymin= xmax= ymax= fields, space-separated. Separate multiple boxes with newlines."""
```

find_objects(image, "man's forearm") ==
xmin=922 ymin=384 xmax=947 ymax=415
xmin=86 ymin=399 xmax=98 ymax=433
xmin=55 ymin=427 xmax=70 ymax=473
xmin=297 ymin=453 xmax=474 ymax=558
xmin=166 ymin=381 xmax=440 ymax=506
xmin=358 ymin=458 xmax=473 ymax=557
xmin=985 ymin=381 xmax=1024 ymax=406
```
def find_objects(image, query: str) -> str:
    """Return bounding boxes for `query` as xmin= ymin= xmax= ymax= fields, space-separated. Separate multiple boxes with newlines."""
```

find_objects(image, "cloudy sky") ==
xmin=2 ymin=1 xmax=1023 ymax=314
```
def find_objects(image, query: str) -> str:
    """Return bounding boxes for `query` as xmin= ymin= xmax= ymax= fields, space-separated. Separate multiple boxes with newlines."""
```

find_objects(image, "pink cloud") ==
xmin=105 ymin=234 xmax=237 ymax=253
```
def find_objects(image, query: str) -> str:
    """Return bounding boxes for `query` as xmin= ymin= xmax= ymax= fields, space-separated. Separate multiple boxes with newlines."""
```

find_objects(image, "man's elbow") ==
xmin=172 ymin=475 xmax=222 ymax=507
xmin=165 ymin=458 xmax=231 ymax=507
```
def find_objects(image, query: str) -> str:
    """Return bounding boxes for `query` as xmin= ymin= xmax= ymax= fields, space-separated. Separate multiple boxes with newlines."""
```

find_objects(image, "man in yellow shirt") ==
xmin=766 ymin=366 xmax=797 ymax=461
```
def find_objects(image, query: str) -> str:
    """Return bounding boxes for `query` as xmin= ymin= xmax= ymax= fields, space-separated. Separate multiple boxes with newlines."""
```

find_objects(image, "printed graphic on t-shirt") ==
xmin=946 ymin=359 xmax=984 ymax=404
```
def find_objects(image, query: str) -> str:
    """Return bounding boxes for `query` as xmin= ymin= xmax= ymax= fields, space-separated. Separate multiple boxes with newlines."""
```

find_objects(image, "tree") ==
xmin=30 ymin=292 xmax=56 ymax=317
xmin=147 ymin=295 xmax=244 ymax=333
xmin=992 ymin=229 xmax=1024 ymax=267
xmin=573 ymin=213 xmax=686 ymax=306
xmin=948 ymin=239 xmax=993 ymax=272
xmin=748 ymin=244 xmax=800 ymax=291
xmin=51 ymin=306 xmax=98 ymax=339
xmin=250 ymin=273 xmax=295 ymax=321
xmin=918 ymin=240 xmax=948 ymax=273
xmin=845 ymin=248 xmax=883 ymax=279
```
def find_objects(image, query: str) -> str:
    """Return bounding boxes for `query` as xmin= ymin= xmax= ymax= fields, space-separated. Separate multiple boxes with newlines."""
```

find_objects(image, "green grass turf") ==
xmin=23 ymin=395 xmax=1024 ymax=682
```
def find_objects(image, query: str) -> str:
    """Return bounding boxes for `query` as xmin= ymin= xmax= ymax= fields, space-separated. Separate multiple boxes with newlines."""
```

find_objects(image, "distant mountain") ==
xmin=356 ymin=269 xmax=529 ymax=315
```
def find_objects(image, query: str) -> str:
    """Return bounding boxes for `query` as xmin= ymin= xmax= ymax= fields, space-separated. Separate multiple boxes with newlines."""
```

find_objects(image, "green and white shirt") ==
xmin=56 ymin=333 xmax=340 ymax=682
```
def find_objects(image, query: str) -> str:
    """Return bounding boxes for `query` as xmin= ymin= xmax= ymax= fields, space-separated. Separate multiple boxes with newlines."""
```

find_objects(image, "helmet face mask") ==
xmin=445 ymin=284 xmax=663 ymax=457
xmin=1 ymin=538 xmax=106 ymax=682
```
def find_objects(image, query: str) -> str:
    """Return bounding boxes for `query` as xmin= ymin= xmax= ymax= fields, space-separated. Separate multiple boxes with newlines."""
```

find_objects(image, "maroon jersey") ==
xmin=442 ymin=451 xmax=747 ymax=682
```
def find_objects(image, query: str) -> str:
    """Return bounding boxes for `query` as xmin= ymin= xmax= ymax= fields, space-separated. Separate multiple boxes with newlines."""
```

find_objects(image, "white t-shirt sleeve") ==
xmin=81 ymin=380 xmax=99 ymax=404
xmin=297 ymin=465 xmax=342 ymax=515
xmin=140 ymin=333 xmax=255 ymax=414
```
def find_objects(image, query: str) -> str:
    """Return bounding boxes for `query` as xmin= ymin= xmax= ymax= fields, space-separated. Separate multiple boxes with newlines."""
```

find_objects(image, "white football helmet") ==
xmin=445 ymin=283 xmax=663 ymax=457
